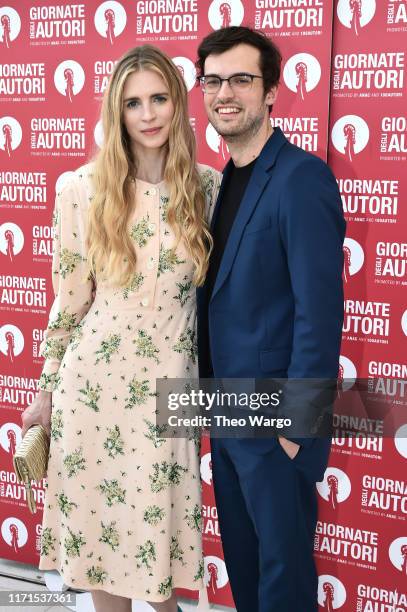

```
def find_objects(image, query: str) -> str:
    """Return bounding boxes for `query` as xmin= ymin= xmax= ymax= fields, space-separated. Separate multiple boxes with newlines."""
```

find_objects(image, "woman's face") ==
xmin=121 ymin=69 xmax=175 ymax=155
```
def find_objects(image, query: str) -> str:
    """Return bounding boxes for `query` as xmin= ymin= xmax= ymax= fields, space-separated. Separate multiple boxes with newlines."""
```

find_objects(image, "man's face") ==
xmin=202 ymin=43 xmax=277 ymax=142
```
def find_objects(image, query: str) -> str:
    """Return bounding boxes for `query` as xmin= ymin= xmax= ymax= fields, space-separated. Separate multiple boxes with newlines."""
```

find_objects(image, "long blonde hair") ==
xmin=87 ymin=45 xmax=212 ymax=287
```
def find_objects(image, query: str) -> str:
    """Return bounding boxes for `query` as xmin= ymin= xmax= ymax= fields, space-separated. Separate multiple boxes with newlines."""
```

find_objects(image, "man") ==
xmin=196 ymin=27 xmax=345 ymax=612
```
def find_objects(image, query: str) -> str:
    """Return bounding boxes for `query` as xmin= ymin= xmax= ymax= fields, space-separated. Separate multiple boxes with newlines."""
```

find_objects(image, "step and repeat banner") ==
xmin=0 ymin=1 xmax=406 ymax=609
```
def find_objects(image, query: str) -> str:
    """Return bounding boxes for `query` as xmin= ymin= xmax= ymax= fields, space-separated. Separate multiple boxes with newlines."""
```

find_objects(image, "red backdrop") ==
xmin=0 ymin=1 xmax=406 ymax=609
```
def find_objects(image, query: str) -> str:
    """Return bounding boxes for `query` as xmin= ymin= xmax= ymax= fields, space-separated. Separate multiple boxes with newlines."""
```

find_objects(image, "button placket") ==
xmin=139 ymin=183 xmax=160 ymax=309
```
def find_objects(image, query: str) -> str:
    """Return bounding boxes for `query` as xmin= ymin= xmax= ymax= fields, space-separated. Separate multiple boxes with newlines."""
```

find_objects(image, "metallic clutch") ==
xmin=13 ymin=425 xmax=50 ymax=514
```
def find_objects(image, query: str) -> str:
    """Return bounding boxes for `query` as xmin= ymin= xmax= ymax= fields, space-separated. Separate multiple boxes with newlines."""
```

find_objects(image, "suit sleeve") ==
xmin=279 ymin=156 xmax=346 ymax=446
xmin=38 ymin=177 xmax=95 ymax=392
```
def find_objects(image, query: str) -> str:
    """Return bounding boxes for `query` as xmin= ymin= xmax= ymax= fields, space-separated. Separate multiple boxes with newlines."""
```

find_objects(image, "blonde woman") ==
xmin=21 ymin=45 xmax=221 ymax=612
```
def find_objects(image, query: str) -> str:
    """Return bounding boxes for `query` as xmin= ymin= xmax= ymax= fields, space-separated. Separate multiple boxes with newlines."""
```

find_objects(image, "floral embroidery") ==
xmin=172 ymin=327 xmax=197 ymax=364
xmin=130 ymin=214 xmax=154 ymax=247
xmin=95 ymin=334 xmax=121 ymax=364
xmin=149 ymin=461 xmax=187 ymax=493
xmin=125 ymin=376 xmax=152 ymax=409
xmin=78 ymin=380 xmax=102 ymax=412
xmin=158 ymin=244 xmax=185 ymax=276
xmin=143 ymin=505 xmax=165 ymax=525
xmin=100 ymin=521 xmax=120 ymax=552
xmin=133 ymin=330 xmax=160 ymax=364
xmin=56 ymin=492 xmax=78 ymax=518
xmin=59 ymin=248 xmax=82 ymax=278
xmin=96 ymin=478 xmax=126 ymax=506
xmin=103 ymin=425 xmax=125 ymax=458
xmin=64 ymin=447 xmax=86 ymax=478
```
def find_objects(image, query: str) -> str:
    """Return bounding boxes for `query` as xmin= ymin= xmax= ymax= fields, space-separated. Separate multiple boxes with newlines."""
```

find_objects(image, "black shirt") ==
xmin=206 ymin=158 xmax=257 ymax=301
xmin=203 ymin=158 xmax=257 ymax=376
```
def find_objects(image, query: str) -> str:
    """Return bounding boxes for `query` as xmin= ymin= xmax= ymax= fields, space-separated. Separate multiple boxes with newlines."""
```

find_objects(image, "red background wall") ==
xmin=1 ymin=1 xmax=406 ymax=609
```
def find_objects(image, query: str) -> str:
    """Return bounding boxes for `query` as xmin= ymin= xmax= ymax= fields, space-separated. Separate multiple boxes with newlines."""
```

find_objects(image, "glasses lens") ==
xmin=202 ymin=77 xmax=221 ymax=92
xmin=230 ymin=75 xmax=252 ymax=89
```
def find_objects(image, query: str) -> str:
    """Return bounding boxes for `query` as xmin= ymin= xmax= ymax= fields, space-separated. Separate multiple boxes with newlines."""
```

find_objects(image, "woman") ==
xmin=21 ymin=45 xmax=221 ymax=612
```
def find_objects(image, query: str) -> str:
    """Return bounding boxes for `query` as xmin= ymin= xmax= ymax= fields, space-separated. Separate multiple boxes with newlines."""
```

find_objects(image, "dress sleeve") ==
xmin=199 ymin=166 xmax=222 ymax=225
xmin=38 ymin=176 xmax=95 ymax=392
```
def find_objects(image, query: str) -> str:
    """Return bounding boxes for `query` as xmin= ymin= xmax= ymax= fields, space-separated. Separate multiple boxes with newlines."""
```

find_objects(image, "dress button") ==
xmin=147 ymin=258 xmax=154 ymax=270
xmin=141 ymin=297 xmax=149 ymax=307
xmin=148 ymin=223 xmax=156 ymax=232
xmin=149 ymin=188 xmax=156 ymax=196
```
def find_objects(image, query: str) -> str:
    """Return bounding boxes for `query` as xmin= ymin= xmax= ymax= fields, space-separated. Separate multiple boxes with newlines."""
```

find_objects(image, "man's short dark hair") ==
xmin=196 ymin=26 xmax=282 ymax=97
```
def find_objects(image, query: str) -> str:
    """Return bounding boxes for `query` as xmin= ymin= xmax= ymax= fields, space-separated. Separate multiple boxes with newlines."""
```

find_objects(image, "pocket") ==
xmin=243 ymin=216 xmax=272 ymax=236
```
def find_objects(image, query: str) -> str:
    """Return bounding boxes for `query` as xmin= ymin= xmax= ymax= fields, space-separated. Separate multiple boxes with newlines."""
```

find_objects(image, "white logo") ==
xmin=331 ymin=115 xmax=369 ymax=161
xmin=0 ymin=116 xmax=22 ymax=156
xmin=283 ymin=53 xmax=321 ymax=100
xmin=0 ymin=222 xmax=24 ymax=259
xmin=1 ymin=517 xmax=28 ymax=549
xmin=54 ymin=60 xmax=85 ymax=101
xmin=0 ymin=324 xmax=24 ymax=360
xmin=208 ymin=0 xmax=244 ymax=31
xmin=343 ymin=237 xmax=364 ymax=279
xmin=0 ymin=422 xmax=21 ymax=454
xmin=318 ymin=575 xmax=347 ymax=609
xmin=338 ymin=355 xmax=357 ymax=391
xmin=200 ymin=452 xmax=212 ymax=485
xmin=56 ymin=171 xmax=75 ymax=195
xmin=394 ymin=424 xmax=407 ymax=459
xmin=401 ymin=309 xmax=407 ymax=337
xmin=204 ymin=555 xmax=229 ymax=591
xmin=94 ymin=119 xmax=104 ymax=148
xmin=317 ymin=467 xmax=352 ymax=507
xmin=337 ymin=0 xmax=376 ymax=34
xmin=206 ymin=123 xmax=229 ymax=160
xmin=0 ymin=7 xmax=21 ymax=47
xmin=94 ymin=1 xmax=127 ymax=43
xmin=388 ymin=537 xmax=407 ymax=573
xmin=172 ymin=56 xmax=197 ymax=93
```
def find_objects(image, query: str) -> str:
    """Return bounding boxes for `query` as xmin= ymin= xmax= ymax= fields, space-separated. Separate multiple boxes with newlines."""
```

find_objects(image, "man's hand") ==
xmin=278 ymin=436 xmax=300 ymax=459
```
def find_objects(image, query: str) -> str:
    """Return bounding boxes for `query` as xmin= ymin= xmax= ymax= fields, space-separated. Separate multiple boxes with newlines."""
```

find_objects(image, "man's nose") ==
xmin=217 ymin=79 xmax=234 ymax=97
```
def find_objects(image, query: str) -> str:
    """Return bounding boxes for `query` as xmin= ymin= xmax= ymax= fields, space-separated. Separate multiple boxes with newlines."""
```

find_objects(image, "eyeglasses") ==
xmin=198 ymin=73 xmax=263 ymax=94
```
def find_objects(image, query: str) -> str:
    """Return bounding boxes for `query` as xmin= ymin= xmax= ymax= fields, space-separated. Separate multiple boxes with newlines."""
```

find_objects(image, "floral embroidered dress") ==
xmin=38 ymin=162 xmax=221 ymax=601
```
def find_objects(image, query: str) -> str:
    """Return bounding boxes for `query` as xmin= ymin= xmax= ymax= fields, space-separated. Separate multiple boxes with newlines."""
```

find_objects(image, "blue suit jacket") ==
xmin=197 ymin=127 xmax=346 ymax=447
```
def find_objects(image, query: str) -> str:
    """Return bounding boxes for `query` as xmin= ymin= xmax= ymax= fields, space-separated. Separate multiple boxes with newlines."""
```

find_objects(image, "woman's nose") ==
xmin=142 ymin=103 xmax=156 ymax=121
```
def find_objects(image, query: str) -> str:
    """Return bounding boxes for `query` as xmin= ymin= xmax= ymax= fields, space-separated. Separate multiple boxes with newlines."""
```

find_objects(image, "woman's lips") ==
xmin=141 ymin=127 xmax=162 ymax=135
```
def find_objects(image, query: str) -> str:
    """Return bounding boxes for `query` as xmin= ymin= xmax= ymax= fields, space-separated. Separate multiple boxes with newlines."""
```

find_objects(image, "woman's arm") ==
xmin=38 ymin=173 xmax=95 ymax=392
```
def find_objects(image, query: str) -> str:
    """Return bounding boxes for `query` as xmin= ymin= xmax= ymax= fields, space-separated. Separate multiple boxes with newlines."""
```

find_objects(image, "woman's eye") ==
xmin=126 ymin=100 xmax=139 ymax=108
xmin=153 ymin=96 xmax=168 ymax=103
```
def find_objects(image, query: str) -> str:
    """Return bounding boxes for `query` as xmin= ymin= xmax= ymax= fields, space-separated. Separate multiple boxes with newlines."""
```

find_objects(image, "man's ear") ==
xmin=265 ymin=85 xmax=278 ymax=107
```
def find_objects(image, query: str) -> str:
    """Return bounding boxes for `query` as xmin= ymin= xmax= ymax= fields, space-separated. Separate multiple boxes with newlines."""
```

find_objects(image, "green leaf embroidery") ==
xmin=63 ymin=447 xmax=86 ymax=478
xmin=59 ymin=248 xmax=82 ymax=278
xmin=78 ymin=380 xmax=102 ymax=412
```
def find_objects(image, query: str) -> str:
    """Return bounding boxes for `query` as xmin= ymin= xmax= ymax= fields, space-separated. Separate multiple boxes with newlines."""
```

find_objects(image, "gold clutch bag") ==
xmin=13 ymin=425 xmax=50 ymax=514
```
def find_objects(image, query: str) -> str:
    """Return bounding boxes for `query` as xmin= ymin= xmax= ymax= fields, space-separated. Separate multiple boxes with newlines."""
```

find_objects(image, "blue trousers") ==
xmin=210 ymin=437 xmax=331 ymax=612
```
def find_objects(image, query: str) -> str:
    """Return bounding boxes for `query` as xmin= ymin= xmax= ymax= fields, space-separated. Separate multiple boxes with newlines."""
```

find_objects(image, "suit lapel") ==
xmin=210 ymin=127 xmax=288 ymax=302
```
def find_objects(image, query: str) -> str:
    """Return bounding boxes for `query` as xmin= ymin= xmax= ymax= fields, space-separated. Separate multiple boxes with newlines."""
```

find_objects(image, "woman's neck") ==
xmin=132 ymin=145 xmax=167 ymax=184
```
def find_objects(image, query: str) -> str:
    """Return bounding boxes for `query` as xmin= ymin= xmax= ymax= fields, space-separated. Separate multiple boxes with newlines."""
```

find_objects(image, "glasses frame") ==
xmin=198 ymin=72 xmax=263 ymax=94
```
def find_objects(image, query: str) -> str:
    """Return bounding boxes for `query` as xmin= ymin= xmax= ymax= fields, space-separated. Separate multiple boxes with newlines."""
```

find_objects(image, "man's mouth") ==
xmin=215 ymin=107 xmax=241 ymax=116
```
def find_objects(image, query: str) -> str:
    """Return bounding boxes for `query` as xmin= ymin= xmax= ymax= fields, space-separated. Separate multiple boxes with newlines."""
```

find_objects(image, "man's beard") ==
xmin=211 ymin=109 xmax=265 ymax=143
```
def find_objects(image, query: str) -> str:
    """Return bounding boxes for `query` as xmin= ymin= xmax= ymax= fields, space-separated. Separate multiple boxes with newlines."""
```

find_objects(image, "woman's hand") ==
xmin=21 ymin=390 xmax=52 ymax=439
